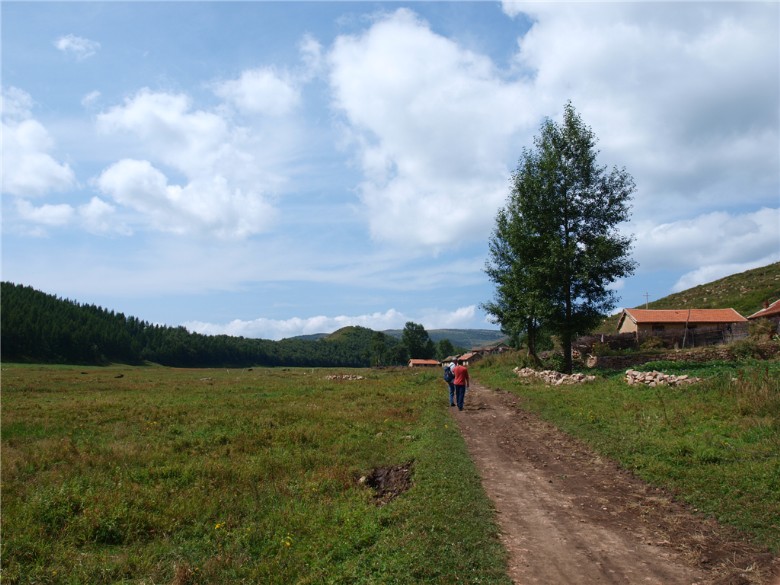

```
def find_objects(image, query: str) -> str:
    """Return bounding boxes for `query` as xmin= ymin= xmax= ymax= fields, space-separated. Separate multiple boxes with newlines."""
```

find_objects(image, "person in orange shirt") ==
xmin=452 ymin=359 xmax=470 ymax=411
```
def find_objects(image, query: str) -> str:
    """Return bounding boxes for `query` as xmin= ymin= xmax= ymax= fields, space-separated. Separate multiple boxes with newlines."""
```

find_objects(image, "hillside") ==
xmin=595 ymin=261 xmax=780 ymax=333
xmin=0 ymin=283 xmax=480 ymax=367
xmin=0 ymin=283 xmax=376 ymax=367
xmin=287 ymin=328 xmax=506 ymax=350
xmin=384 ymin=328 xmax=506 ymax=349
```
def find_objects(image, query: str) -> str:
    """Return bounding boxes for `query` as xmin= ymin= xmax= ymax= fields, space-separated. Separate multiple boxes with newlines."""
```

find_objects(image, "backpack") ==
xmin=443 ymin=366 xmax=455 ymax=382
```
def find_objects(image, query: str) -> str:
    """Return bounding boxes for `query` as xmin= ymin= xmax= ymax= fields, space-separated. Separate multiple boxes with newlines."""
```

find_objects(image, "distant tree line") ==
xmin=0 ymin=283 xmax=460 ymax=367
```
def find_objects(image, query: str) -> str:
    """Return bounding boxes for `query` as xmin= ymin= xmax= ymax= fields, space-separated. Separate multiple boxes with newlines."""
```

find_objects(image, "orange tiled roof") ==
xmin=623 ymin=308 xmax=747 ymax=324
xmin=748 ymin=299 xmax=780 ymax=320
xmin=408 ymin=359 xmax=440 ymax=366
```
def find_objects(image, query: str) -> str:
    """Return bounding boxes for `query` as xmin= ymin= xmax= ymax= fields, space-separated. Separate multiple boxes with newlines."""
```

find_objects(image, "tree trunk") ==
xmin=562 ymin=330 xmax=573 ymax=374
xmin=525 ymin=318 xmax=543 ymax=367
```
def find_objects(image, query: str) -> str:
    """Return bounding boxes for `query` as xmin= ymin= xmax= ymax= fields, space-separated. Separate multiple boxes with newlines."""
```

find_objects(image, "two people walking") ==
xmin=444 ymin=359 xmax=469 ymax=411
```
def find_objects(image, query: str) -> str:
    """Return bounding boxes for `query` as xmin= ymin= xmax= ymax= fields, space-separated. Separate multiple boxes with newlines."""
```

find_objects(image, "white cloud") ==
xmin=1 ymin=87 xmax=76 ymax=197
xmin=183 ymin=305 xmax=478 ymax=340
xmin=15 ymin=199 xmax=75 ymax=226
xmin=328 ymin=8 xmax=534 ymax=249
xmin=213 ymin=68 xmax=300 ymax=116
xmin=1 ymin=86 xmax=33 ymax=118
xmin=97 ymin=90 xmax=231 ymax=176
xmin=634 ymin=207 xmax=780 ymax=274
xmin=96 ymin=158 xmax=276 ymax=238
xmin=95 ymin=88 xmax=283 ymax=238
xmin=326 ymin=4 xmax=778 ymax=252
xmin=54 ymin=34 xmax=100 ymax=60
xmin=506 ymin=2 xmax=779 ymax=221
xmin=81 ymin=90 xmax=101 ymax=108
xmin=77 ymin=196 xmax=129 ymax=235
xmin=299 ymin=34 xmax=324 ymax=80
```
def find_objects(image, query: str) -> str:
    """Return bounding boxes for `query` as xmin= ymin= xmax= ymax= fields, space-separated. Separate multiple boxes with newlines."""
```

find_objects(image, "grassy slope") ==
xmin=596 ymin=261 xmax=780 ymax=333
xmin=1 ymin=365 xmax=510 ymax=585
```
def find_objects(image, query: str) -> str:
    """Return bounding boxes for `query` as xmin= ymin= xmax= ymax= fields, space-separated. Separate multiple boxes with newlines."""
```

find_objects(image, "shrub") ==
xmin=541 ymin=352 xmax=566 ymax=373
xmin=730 ymin=339 xmax=763 ymax=360
xmin=639 ymin=336 xmax=664 ymax=351
xmin=749 ymin=319 xmax=776 ymax=341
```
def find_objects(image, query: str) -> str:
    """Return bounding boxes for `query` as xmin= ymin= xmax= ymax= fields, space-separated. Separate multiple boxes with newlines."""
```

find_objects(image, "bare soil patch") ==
xmin=361 ymin=462 xmax=414 ymax=506
xmin=452 ymin=381 xmax=779 ymax=585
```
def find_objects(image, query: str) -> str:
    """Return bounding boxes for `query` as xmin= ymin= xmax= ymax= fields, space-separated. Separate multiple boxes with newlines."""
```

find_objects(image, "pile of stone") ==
xmin=625 ymin=369 xmax=701 ymax=387
xmin=325 ymin=374 xmax=365 ymax=381
xmin=513 ymin=367 xmax=596 ymax=385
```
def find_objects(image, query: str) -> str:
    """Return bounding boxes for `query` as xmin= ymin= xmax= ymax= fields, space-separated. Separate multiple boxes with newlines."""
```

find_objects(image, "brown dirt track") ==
xmin=452 ymin=381 xmax=779 ymax=585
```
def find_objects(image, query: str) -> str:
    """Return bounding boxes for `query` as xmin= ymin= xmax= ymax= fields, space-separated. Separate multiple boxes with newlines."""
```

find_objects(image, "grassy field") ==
xmin=474 ymin=353 xmax=780 ymax=552
xmin=1 ymin=364 xmax=511 ymax=585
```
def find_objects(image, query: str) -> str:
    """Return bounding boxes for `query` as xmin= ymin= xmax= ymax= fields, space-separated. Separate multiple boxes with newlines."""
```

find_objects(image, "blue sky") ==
xmin=2 ymin=1 xmax=779 ymax=340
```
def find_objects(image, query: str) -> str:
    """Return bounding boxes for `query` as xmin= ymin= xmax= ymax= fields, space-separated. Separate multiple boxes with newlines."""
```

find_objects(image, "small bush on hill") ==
xmin=749 ymin=319 xmax=776 ymax=341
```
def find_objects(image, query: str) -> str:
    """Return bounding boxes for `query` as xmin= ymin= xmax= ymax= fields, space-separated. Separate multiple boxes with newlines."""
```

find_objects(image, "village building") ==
xmin=457 ymin=352 xmax=480 ymax=365
xmin=407 ymin=359 xmax=440 ymax=368
xmin=616 ymin=308 xmax=747 ymax=339
xmin=747 ymin=299 xmax=780 ymax=329
xmin=470 ymin=340 xmax=512 ymax=356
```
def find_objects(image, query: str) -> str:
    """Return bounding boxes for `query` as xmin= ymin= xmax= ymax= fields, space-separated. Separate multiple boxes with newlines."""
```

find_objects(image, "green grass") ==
xmin=1 ymin=364 xmax=510 ymax=584
xmin=474 ymin=353 xmax=780 ymax=552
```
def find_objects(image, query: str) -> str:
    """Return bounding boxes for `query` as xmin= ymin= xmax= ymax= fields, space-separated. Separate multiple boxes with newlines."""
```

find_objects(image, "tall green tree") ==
xmin=436 ymin=338 xmax=456 ymax=361
xmin=485 ymin=102 xmax=636 ymax=373
xmin=371 ymin=331 xmax=388 ymax=367
xmin=401 ymin=321 xmax=435 ymax=359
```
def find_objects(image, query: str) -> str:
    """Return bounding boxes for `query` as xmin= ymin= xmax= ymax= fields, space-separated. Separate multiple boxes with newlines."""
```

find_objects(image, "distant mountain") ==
xmin=383 ymin=328 xmax=506 ymax=350
xmin=287 ymin=327 xmax=506 ymax=351
xmin=595 ymin=261 xmax=780 ymax=333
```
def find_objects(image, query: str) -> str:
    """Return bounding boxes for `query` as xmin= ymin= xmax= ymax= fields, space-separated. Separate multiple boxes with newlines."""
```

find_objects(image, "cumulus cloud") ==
xmin=95 ymin=88 xmax=283 ymax=238
xmin=96 ymin=158 xmax=276 ymax=238
xmin=328 ymin=8 xmax=533 ymax=249
xmin=54 ymin=34 xmax=100 ymax=60
xmin=1 ymin=87 xmax=76 ymax=197
xmin=213 ymin=68 xmax=300 ymax=116
xmin=78 ymin=196 xmax=128 ymax=235
xmin=505 ymin=2 xmax=779 ymax=221
xmin=97 ymin=90 xmax=231 ymax=176
xmin=15 ymin=199 xmax=74 ymax=226
xmin=327 ymin=4 xmax=778 ymax=256
xmin=633 ymin=207 xmax=780 ymax=285
xmin=183 ymin=305 xmax=477 ymax=340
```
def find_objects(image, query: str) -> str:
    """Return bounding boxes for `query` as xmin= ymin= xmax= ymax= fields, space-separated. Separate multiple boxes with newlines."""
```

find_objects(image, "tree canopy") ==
xmin=401 ymin=321 xmax=436 ymax=359
xmin=484 ymin=102 xmax=636 ymax=373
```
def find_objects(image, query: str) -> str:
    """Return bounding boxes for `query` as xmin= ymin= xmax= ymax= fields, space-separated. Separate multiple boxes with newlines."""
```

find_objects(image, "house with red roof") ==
xmin=408 ymin=359 xmax=440 ymax=368
xmin=747 ymin=299 xmax=780 ymax=328
xmin=747 ymin=299 xmax=780 ymax=320
xmin=617 ymin=308 xmax=747 ymax=338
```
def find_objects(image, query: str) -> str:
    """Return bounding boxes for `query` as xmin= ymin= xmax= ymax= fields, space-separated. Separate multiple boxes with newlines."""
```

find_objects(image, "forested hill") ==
xmin=1 ymin=282 xmax=489 ymax=367
xmin=0 ymin=282 xmax=401 ymax=367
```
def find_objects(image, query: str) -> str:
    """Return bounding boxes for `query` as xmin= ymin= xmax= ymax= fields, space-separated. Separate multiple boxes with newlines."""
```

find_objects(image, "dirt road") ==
xmin=452 ymin=381 xmax=778 ymax=585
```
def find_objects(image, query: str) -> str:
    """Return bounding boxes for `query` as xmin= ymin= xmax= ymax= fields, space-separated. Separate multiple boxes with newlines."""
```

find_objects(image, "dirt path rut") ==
xmin=451 ymin=381 xmax=778 ymax=585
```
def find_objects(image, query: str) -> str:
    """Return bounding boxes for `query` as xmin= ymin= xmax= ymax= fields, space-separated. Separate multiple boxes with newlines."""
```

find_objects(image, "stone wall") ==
xmin=586 ymin=341 xmax=780 ymax=370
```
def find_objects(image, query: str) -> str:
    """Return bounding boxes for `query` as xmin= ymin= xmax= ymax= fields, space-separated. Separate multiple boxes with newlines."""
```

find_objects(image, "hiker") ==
xmin=453 ymin=359 xmax=470 ymax=411
xmin=443 ymin=360 xmax=456 ymax=406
